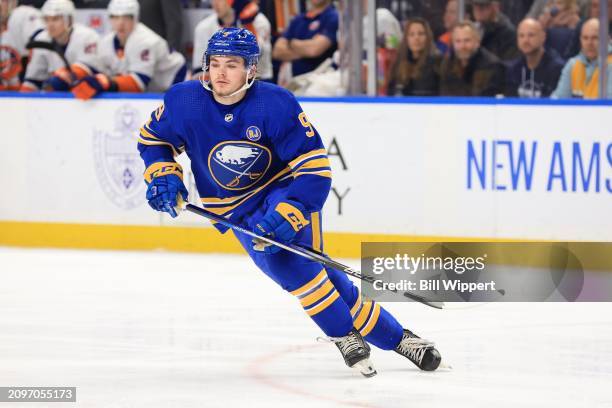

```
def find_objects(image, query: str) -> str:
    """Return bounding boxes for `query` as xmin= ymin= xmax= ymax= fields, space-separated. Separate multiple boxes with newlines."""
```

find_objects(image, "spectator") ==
xmin=20 ymin=0 xmax=101 ymax=92
xmin=70 ymin=0 xmax=186 ymax=99
xmin=437 ymin=0 xmax=460 ymax=54
xmin=552 ymin=18 xmax=612 ymax=98
xmin=472 ymin=0 xmax=519 ymax=61
xmin=506 ymin=18 xmax=564 ymax=97
xmin=440 ymin=21 xmax=505 ymax=95
xmin=538 ymin=0 xmax=581 ymax=29
xmin=192 ymin=0 xmax=272 ymax=81
xmin=362 ymin=0 xmax=402 ymax=94
xmin=388 ymin=18 xmax=442 ymax=96
xmin=0 ymin=0 xmax=44 ymax=90
xmin=503 ymin=0 xmax=536 ymax=26
xmin=563 ymin=0 xmax=612 ymax=60
xmin=138 ymin=0 xmax=183 ymax=52
xmin=528 ymin=0 xmax=588 ymax=20
xmin=272 ymin=0 xmax=338 ymax=80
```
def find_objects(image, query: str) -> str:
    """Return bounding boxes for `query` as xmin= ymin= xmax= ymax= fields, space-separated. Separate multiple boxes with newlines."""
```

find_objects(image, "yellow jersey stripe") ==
xmin=359 ymin=303 xmax=381 ymax=337
xmin=306 ymin=290 xmax=340 ymax=316
xmin=137 ymin=137 xmax=179 ymax=156
xmin=311 ymin=212 xmax=321 ymax=252
xmin=289 ymin=148 xmax=327 ymax=169
xmin=353 ymin=301 xmax=373 ymax=330
xmin=290 ymin=269 xmax=327 ymax=297
xmin=350 ymin=296 xmax=362 ymax=317
xmin=295 ymin=157 xmax=330 ymax=170
xmin=300 ymin=280 xmax=334 ymax=308
xmin=139 ymin=126 xmax=162 ymax=141
xmin=199 ymin=167 xmax=292 ymax=216
xmin=294 ymin=170 xmax=332 ymax=178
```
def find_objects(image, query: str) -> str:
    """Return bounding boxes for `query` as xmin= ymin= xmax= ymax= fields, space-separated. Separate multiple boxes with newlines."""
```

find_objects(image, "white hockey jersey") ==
xmin=23 ymin=23 xmax=101 ymax=89
xmin=192 ymin=13 xmax=272 ymax=80
xmin=0 ymin=6 xmax=43 ymax=88
xmin=98 ymin=23 xmax=186 ymax=92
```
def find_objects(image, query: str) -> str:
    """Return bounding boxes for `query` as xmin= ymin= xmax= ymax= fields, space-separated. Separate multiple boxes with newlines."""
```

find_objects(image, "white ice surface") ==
xmin=0 ymin=247 xmax=611 ymax=408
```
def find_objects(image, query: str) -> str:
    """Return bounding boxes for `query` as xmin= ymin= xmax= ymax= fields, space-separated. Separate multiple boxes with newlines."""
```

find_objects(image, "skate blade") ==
xmin=438 ymin=360 xmax=453 ymax=370
xmin=352 ymin=358 xmax=377 ymax=378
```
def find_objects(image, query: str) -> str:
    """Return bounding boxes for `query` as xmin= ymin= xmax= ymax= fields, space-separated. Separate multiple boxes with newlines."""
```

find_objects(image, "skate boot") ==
xmin=395 ymin=329 xmax=441 ymax=371
xmin=327 ymin=328 xmax=377 ymax=377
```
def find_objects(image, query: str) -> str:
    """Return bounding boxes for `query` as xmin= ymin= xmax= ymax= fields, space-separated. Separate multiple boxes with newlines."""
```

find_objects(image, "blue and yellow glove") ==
xmin=253 ymin=200 xmax=310 ymax=254
xmin=144 ymin=162 xmax=188 ymax=218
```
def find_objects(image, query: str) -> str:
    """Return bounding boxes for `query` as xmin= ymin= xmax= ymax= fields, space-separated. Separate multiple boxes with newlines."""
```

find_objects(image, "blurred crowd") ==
xmin=1 ymin=0 xmax=611 ymax=98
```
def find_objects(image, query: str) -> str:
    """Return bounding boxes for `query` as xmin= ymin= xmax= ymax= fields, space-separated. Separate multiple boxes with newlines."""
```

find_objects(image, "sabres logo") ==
xmin=246 ymin=126 xmax=261 ymax=141
xmin=208 ymin=141 xmax=271 ymax=190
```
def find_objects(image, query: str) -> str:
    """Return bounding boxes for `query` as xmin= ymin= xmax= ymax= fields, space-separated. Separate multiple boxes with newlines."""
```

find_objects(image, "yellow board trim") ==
xmin=2 ymin=221 xmax=611 ymax=271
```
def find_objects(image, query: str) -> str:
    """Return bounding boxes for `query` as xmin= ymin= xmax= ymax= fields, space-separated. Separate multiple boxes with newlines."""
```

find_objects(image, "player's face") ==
xmin=406 ymin=22 xmax=427 ymax=55
xmin=209 ymin=56 xmax=249 ymax=96
xmin=110 ymin=15 xmax=136 ymax=42
xmin=44 ymin=15 xmax=69 ymax=40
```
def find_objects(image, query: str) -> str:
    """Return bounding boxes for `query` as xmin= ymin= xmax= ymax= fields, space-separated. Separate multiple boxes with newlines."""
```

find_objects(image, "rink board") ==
xmin=0 ymin=93 xmax=610 ymax=256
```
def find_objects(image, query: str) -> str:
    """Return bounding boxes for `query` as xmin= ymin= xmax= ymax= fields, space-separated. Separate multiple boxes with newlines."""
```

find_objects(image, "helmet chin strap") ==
xmin=201 ymin=66 xmax=257 ymax=98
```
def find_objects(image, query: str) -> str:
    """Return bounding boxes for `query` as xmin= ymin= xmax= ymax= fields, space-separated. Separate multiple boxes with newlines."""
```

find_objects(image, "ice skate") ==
xmin=395 ymin=329 xmax=441 ymax=371
xmin=325 ymin=328 xmax=377 ymax=377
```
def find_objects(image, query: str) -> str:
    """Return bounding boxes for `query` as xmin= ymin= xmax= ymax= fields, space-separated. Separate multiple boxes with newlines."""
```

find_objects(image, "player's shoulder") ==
xmin=251 ymin=81 xmax=300 ymax=113
xmin=254 ymin=81 xmax=296 ymax=102
xmin=126 ymin=23 xmax=160 ymax=49
xmin=164 ymin=80 xmax=208 ymax=110
xmin=8 ymin=5 xmax=41 ymax=26
xmin=72 ymin=23 xmax=100 ymax=39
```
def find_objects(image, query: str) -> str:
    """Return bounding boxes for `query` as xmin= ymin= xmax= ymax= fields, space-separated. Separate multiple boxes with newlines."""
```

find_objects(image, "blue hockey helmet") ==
xmin=204 ymin=27 xmax=260 ymax=69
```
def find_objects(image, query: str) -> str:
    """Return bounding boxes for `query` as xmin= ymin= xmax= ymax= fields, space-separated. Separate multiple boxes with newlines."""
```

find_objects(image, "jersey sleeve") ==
xmin=124 ymin=40 xmax=157 ymax=90
xmin=273 ymin=93 xmax=332 ymax=212
xmin=22 ymin=48 xmax=49 ymax=89
xmin=137 ymin=91 xmax=186 ymax=182
xmin=72 ymin=31 xmax=101 ymax=77
xmin=317 ymin=9 xmax=339 ymax=44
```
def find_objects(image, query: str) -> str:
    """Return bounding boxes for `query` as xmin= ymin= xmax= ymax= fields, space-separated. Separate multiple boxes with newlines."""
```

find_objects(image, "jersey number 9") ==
xmin=298 ymin=112 xmax=315 ymax=137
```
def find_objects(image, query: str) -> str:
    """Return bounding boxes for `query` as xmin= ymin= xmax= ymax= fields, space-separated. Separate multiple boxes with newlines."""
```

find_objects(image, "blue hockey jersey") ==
xmin=137 ymin=80 xmax=332 ymax=230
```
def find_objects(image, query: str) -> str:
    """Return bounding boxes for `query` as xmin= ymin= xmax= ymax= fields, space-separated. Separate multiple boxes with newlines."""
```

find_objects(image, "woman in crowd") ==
xmin=388 ymin=18 xmax=442 ymax=96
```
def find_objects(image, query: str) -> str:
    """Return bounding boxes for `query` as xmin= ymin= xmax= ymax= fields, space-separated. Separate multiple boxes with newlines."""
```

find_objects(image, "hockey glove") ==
xmin=253 ymin=200 xmax=310 ymax=254
xmin=72 ymin=74 xmax=116 ymax=100
xmin=144 ymin=162 xmax=188 ymax=218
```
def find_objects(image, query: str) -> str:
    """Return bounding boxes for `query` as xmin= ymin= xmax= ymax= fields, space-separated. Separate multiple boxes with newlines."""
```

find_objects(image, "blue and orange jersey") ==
xmin=137 ymin=80 xmax=332 ymax=230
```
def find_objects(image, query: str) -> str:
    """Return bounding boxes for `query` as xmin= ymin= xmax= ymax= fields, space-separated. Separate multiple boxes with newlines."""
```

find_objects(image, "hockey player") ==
xmin=138 ymin=27 xmax=442 ymax=377
xmin=192 ymin=0 xmax=272 ymax=81
xmin=71 ymin=0 xmax=186 ymax=100
xmin=20 ymin=0 xmax=101 ymax=92
xmin=0 ymin=0 xmax=43 ymax=90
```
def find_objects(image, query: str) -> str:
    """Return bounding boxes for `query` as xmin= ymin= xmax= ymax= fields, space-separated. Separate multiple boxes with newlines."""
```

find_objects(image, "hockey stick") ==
xmin=183 ymin=203 xmax=445 ymax=310
xmin=26 ymin=40 xmax=76 ymax=85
